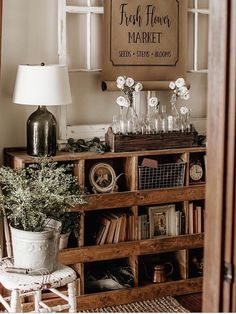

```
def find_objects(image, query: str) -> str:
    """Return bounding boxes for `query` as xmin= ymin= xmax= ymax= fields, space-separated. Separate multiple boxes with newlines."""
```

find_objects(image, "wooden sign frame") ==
xmin=102 ymin=0 xmax=188 ymax=90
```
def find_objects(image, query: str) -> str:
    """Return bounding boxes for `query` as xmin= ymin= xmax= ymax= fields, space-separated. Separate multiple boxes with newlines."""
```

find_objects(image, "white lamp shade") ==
xmin=13 ymin=64 xmax=72 ymax=106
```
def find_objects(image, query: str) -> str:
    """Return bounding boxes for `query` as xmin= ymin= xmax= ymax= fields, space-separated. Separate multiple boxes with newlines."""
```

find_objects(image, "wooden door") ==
xmin=203 ymin=0 xmax=236 ymax=312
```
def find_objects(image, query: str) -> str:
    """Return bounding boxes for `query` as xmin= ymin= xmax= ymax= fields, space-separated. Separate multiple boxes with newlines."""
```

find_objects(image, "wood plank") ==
xmin=222 ymin=1 xmax=236 ymax=312
xmin=124 ymin=156 xmax=138 ymax=190
xmin=73 ymin=160 xmax=85 ymax=188
xmin=59 ymin=234 xmax=204 ymax=264
xmin=203 ymin=0 xmax=229 ymax=312
xmin=5 ymin=147 xmax=206 ymax=164
xmin=139 ymin=234 xmax=204 ymax=255
xmin=69 ymin=186 xmax=205 ymax=212
xmin=21 ymin=278 xmax=203 ymax=312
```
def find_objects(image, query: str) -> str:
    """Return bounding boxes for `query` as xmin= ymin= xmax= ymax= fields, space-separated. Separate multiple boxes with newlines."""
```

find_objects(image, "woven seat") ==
xmin=0 ymin=259 xmax=76 ymax=292
xmin=0 ymin=216 xmax=78 ymax=313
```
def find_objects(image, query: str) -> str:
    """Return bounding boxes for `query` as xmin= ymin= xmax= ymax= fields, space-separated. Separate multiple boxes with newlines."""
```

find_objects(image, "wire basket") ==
xmin=138 ymin=162 xmax=186 ymax=190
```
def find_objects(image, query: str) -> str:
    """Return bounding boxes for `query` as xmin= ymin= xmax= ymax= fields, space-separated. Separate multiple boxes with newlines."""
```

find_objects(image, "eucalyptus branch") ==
xmin=65 ymin=137 xmax=110 ymax=154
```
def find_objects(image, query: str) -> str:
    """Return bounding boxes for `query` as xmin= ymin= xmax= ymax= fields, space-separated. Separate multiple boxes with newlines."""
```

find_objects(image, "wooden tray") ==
xmin=105 ymin=127 xmax=198 ymax=152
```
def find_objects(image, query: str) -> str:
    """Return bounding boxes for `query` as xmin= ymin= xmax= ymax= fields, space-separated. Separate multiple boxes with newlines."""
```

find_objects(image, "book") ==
xmin=193 ymin=206 xmax=198 ymax=233
xmin=104 ymin=213 xmax=117 ymax=244
xmin=189 ymin=203 xmax=194 ymax=234
xmin=127 ymin=212 xmax=135 ymax=241
xmin=96 ymin=216 xmax=111 ymax=245
xmin=196 ymin=206 xmax=202 ymax=233
xmin=113 ymin=214 xmax=122 ymax=243
xmin=119 ymin=214 xmax=127 ymax=242
xmin=168 ymin=205 xmax=176 ymax=236
xmin=141 ymin=214 xmax=148 ymax=240
xmin=95 ymin=224 xmax=106 ymax=245
xmin=180 ymin=211 xmax=185 ymax=235
xmin=175 ymin=211 xmax=180 ymax=236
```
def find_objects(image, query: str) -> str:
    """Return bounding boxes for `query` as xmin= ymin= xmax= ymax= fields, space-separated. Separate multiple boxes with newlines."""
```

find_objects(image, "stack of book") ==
xmin=95 ymin=210 xmax=134 ymax=245
xmin=188 ymin=203 xmax=205 ymax=234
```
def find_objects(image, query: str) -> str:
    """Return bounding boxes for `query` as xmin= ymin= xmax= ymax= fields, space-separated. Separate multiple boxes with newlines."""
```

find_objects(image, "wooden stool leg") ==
xmin=34 ymin=290 xmax=42 ymax=312
xmin=67 ymin=281 xmax=77 ymax=313
xmin=10 ymin=290 xmax=21 ymax=313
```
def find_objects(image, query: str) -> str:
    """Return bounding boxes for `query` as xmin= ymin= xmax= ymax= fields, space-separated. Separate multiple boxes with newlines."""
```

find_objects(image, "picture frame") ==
xmin=148 ymin=204 xmax=176 ymax=238
xmin=89 ymin=162 xmax=117 ymax=194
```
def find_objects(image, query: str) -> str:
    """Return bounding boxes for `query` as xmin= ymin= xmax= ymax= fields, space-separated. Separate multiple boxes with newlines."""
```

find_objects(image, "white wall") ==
xmin=0 ymin=0 xmax=207 ymax=164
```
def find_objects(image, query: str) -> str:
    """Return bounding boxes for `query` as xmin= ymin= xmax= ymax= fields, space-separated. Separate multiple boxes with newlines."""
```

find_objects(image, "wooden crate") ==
xmin=105 ymin=127 xmax=198 ymax=152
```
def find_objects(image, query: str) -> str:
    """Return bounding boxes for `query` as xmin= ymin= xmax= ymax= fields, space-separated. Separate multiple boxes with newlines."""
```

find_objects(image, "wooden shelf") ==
xmin=5 ymin=147 xmax=206 ymax=311
xmin=22 ymin=277 xmax=203 ymax=312
xmin=70 ymin=186 xmax=205 ymax=211
xmin=5 ymin=147 xmax=206 ymax=166
xmin=59 ymin=233 xmax=204 ymax=264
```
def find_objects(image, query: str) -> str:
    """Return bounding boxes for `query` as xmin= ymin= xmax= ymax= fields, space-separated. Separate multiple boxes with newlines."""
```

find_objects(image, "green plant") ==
xmin=60 ymin=212 xmax=81 ymax=237
xmin=0 ymin=159 xmax=86 ymax=232
xmin=66 ymin=137 xmax=110 ymax=154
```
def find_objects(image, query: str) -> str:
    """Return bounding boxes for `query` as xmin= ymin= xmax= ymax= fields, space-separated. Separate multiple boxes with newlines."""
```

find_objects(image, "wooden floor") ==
xmin=176 ymin=293 xmax=202 ymax=312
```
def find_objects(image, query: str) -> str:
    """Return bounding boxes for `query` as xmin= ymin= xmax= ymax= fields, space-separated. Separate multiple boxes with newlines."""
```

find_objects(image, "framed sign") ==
xmin=89 ymin=163 xmax=117 ymax=193
xmin=102 ymin=0 xmax=188 ymax=90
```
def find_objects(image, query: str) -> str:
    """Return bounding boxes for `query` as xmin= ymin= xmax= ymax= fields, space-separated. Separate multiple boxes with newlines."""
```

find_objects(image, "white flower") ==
xmin=126 ymin=77 xmax=135 ymax=87
xmin=183 ymin=92 xmax=190 ymax=100
xmin=179 ymin=86 xmax=188 ymax=96
xmin=148 ymin=97 xmax=158 ymax=107
xmin=175 ymin=78 xmax=185 ymax=88
xmin=169 ymin=81 xmax=176 ymax=90
xmin=116 ymin=76 xmax=126 ymax=89
xmin=180 ymin=106 xmax=189 ymax=115
xmin=116 ymin=96 xmax=129 ymax=107
xmin=134 ymin=82 xmax=143 ymax=92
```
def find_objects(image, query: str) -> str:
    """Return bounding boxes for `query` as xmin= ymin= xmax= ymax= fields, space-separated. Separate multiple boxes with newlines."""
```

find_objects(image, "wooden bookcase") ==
xmin=5 ymin=147 xmax=206 ymax=311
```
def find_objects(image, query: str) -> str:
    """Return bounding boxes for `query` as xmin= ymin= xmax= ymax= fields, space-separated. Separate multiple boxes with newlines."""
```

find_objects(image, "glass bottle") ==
xmin=111 ymin=115 xmax=119 ymax=134
xmin=179 ymin=108 xmax=191 ymax=132
xmin=186 ymin=110 xmax=191 ymax=132
xmin=153 ymin=104 xmax=162 ymax=133
xmin=117 ymin=106 xmax=127 ymax=135
xmin=160 ymin=104 xmax=168 ymax=132
xmin=126 ymin=92 xmax=140 ymax=134
xmin=168 ymin=95 xmax=179 ymax=132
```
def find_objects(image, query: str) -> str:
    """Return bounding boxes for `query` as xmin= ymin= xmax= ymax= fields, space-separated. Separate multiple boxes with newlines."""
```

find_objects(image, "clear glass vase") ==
xmin=152 ymin=105 xmax=162 ymax=133
xmin=118 ymin=106 xmax=127 ymax=135
xmin=111 ymin=115 xmax=119 ymax=134
xmin=160 ymin=104 xmax=168 ymax=132
xmin=168 ymin=99 xmax=179 ymax=132
xmin=180 ymin=110 xmax=191 ymax=132
xmin=126 ymin=93 xmax=140 ymax=134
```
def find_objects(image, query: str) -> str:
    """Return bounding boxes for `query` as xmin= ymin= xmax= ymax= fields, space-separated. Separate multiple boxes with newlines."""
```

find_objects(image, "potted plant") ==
xmin=59 ymin=212 xmax=81 ymax=250
xmin=0 ymin=159 xmax=86 ymax=272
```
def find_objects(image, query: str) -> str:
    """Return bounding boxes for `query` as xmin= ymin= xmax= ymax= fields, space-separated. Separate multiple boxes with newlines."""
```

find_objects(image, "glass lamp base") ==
xmin=27 ymin=106 xmax=57 ymax=156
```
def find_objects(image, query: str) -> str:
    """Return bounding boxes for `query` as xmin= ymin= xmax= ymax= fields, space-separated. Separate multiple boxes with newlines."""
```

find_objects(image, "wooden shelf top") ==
xmin=59 ymin=233 xmax=204 ymax=264
xmin=5 ymin=146 xmax=206 ymax=163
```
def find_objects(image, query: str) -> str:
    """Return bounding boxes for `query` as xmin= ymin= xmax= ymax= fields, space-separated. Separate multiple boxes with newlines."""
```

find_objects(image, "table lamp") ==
xmin=13 ymin=64 xmax=72 ymax=156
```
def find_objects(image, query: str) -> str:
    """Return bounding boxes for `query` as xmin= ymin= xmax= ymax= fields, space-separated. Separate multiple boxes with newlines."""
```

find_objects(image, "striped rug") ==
xmin=82 ymin=296 xmax=190 ymax=313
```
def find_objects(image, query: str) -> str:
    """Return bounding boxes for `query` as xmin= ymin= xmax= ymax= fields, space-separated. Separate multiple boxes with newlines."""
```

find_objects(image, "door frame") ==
xmin=203 ymin=0 xmax=236 ymax=311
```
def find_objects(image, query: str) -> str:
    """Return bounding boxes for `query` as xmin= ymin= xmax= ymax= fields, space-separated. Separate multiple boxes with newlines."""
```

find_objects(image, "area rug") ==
xmin=82 ymin=296 xmax=190 ymax=313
